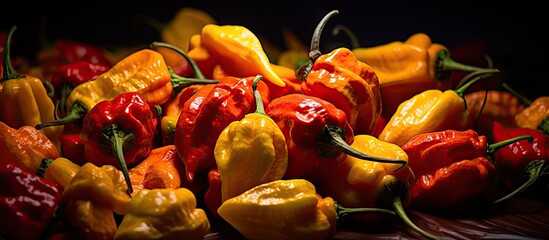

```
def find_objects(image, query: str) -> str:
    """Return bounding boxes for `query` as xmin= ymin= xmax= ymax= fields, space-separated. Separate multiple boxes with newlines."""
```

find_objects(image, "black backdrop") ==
xmin=1 ymin=1 xmax=546 ymax=99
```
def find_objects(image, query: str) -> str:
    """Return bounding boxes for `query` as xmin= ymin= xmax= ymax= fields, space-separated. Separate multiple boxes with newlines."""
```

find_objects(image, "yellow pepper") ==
xmin=515 ymin=96 xmax=549 ymax=133
xmin=38 ymin=157 xmax=81 ymax=189
xmin=214 ymin=75 xmax=288 ymax=202
xmin=378 ymin=71 xmax=496 ymax=146
xmin=114 ymin=188 xmax=210 ymax=240
xmin=161 ymin=7 xmax=217 ymax=53
xmin=0 ymin=26 xmax=63 ymax=151
xmin=200 ymin=24 xmax=286 ymax=87
xmin=57 ymin=162 xmax=131 ymax=240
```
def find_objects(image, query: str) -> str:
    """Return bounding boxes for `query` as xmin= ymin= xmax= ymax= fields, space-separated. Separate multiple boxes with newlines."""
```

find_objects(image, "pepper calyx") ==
xmin=36 ymin=100 xmax=88 ymax=129
xmin=101 ymin=124 xmax=134 ymax=194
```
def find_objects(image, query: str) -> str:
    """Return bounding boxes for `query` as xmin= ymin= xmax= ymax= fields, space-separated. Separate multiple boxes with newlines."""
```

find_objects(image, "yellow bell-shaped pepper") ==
xmin=215 ymin=75 xmax=288 ymax=202
xmin=114 ymin=188 xmax=210 ymax=240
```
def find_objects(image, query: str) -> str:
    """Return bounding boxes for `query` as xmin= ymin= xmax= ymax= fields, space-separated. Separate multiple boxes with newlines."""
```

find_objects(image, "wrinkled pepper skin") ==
xmin=302 ymin=47 xmax=382 ymax=135
xmin=39 ymin=157 xmax=81 ymax=190
xmin=175 ymin=76 xmax=270 ymax=182
xmin=201 ymin=24 xmax=286 ymax=87
xmin=401 ymin=129 xmax=497 ymax=208
xmin=58 ymin=162 xmax=131 ymax=240
xmin=80 ymin=92 xmax=158 ymax=194
xmin=0 ymin=121 xmax=61 ymax=172
xmin=128 ymin=145 xmax=183 ymax=197
xmin=264 ymin=93 xmax=353 ymax=180
xmin=114 ymin=188 xmax=210 ymax=240
xmin=515 ymin=96 xmax=549 ymax=133
xmin=0 ymin=162 xmax=62 ymax=240
xmin=161 ymin=84 xmax=204 ymax=145
xmin=215 ymin=75 xmax=288 ymax=202
xmin=217 ymin=179 xmax=337 ymax=240
xmin=0 ymin=26 xmax=63 ymax=151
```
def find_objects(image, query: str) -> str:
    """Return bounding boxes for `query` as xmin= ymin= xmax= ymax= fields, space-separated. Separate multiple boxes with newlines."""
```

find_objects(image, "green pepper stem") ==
xmin=392 ymin=196 xmax=439 ymax=240
xmin=58 ymin=83 xmax=74 ymax=115
xmin=435 ymin=49 xmax=498 ymax=80
xmin=251 ymin=75 xmax=267 ymax=115
xmin=331 ymin=24 xmax=360 ymax=49
xmin=35 ymin=100 xmax=88 ymax=129
xmin=36 ymin=158 xmax=55 ymax=178
xmin=296 ymin=9 xmax=339 ymax=81
xmin=486 ymin=135 xmax=534 ymax=158
xmin=150 ymin=41 xmax=206 ymax=80
xmin=454 ymin=69 xmax=500 ymax=97
xmin=317 ymin=125 xmax=407 ymax=171
xmin=1 ymin=26 xmax=26 ymax=82
xmin=334 ymin=201 xmax=396 ymax=220
xmin=493 ymin=160 xmax=548 ymax=204
xmin=168 ymin=67 xmax=219 ymax=89
xmin=538 ymin=118 xmax=549 ymax=135
xmin=102 ymin=124 xmax=134 ymax=195
xmin=502 ymin=82 xmax=533 ymax=106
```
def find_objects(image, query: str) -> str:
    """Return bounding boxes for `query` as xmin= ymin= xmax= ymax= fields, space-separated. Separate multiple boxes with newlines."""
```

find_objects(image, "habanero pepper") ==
xmin=503 ymin=82 xmax=549 ymax=134
xmin=0 ymin=161 xmax=62 ymax=240
xmin=264 ymin=93 xmax=406 ymax=181
xmin=214 ymin=75 xmax=288 ymax=202
xmin=58 ymin=123 xmax=87 ymax=166
xmin=37 ymin=157 xmax=81 ymax=190
xmin=218 ymin=179 xmax=408 ymax=240
xmin=491 ymin=121 xmax=548 ymax=204
xmin=0 ymin=26 xmax=63 ymax=151
xmin=204 ymin=169 xmax=222 ymax=218
xmin=315 ymin=134 xmax=439 ymax=240
xmin=174 ymin=75 xmax=271 ymax=182
xmin=400 ymin=129 xmax=531 ymax=209
xmin=379 ymin=70 xmax=498 ymax=146
xmin=298 ymin=10 xmax=382 ymax=135
xmin=79 ymin=91 xmax=158 ymax=194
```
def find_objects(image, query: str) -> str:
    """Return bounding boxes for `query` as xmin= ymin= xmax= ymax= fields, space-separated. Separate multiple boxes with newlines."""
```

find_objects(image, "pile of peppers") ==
xmin=1 ymin=7 xmax=547 ymax=240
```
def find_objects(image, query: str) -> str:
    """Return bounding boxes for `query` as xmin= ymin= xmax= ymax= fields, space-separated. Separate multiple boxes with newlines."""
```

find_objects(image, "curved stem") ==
xmin=150 ymin=41 xmax=206 ymax=80
xmin=102 ymin=124 xmax=134 ymax=195
xmin=168 ymin=67 xmax=219 ymax=89
xmin=58 ymin=83 xmax=74 ymax=115
xmin=493 ymin=160 xmax=548 ymax=204
xmin=486 ymin=135 xmax=533 ymax=159
xmin=43 ymin=81 xmax=55 ymax=98
xmin=502 ymin=82 xmax=533 ymax=106
xmin=393 ymin=196 xmax=439 ymax=240
xmin=317 ymin=125 xmax=407 ymax=171
xmin=35 ymin=100 xmax=88 ymax=129
xmin=1 ymin=26 xmax=26 ymax=82
xmin=331 ymin=24 xmax=360 ymax=49
xmin=454 ymin=69 xmax=499 ymax=97
xmin=334 ymin=202 xmax=396 ymax=220
xmin=252 ymin=75 xmax=267 ymax=115
xmin=435 ymin=49 xmax=498 ymax=80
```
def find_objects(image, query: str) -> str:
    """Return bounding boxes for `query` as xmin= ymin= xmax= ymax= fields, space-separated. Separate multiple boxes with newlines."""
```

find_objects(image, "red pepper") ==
xmin=174 ymin=76 xmax=271 ymax=182
xmin=264 ymin=93 xmax=406 ymax=181
xmin=401 ymin=129 xmax=531 ymax=208
xmin=50 ymin=61 xmax=110 ymax=115
xmin=0 ymin=162 xmax=62 ymax=239
xmin=491 ymin=121 xmax=548 ymax=203
xmin=79 ymin=91 xmax=158 ymax=194
xmin=204 ymin=169 xmax=222 ymax=218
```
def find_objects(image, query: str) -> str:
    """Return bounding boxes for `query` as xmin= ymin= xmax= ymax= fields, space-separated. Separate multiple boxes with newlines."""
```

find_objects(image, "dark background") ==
xmin=1 ymin=1 xmax=546 ymax=99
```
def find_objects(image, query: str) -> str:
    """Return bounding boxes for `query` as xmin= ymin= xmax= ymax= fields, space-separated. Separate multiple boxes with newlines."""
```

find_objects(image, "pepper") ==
xmin=502 ymin=82 xmax=549 ymax=134
xmin=266 ymin=63 xmax=303 ymax=100
xmin=128 ymin=145 xmax=183 ymax=197
xmin=0 ymin=121 xmax=61 ymax=172
xmin=215 ymin=75 xmax=288 ymax=202
xmin=0 ymin=161 xmax=62 ymax=240
xmin=264 ymin=93 xmax=406 ymax=181
xmin=378 ymin=70 xmax=497 ymax=146
xmin=49 ymin=60 xmax=110 ymax=115
xmin=160 ymin=7 xmax=217 ymax=53
xmin=79 ymin=91 xmax=158 ymax=194
xmin=491 ymin=121 xmax=548 ymax=203
xmin=174 ymin=75 xmax=271 ymax=182
xmin=187 ymin=34 xmax=217 ymax=79
xmin=276 ymin=28 xmax=309 ymax=70
xmin=35 ymin=46 xmax=213 ymax=130
xmin=0 ymin=26 xmax=63 ymax=151
xmin=299 ymin=10 xmax=382 ymax=135
xmin=218 ymin=179 xmax=413 ymax=240
xmin=204 ymin=169 xmax=222 ymax=218
xmin=59 ymin=125 xmax=87 ymax=166
xmin=56 ymin=162 xmax=131 ymax=240
xmin=37 ymin=157 xmax=81 ymax=190
xmin=114 ymin=188 xmax=210 ymax=240
xmin=315 ymin=134 xmax=438 ymax=240
xmin=200 ymin=24 xmax=286 ymax=87
xmin=400 ymin=129 xmax=531 ymax=208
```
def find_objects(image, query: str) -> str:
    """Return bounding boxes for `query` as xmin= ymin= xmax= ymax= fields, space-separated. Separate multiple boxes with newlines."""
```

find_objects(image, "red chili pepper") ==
xmin=264 ymin=93 xmax=406 ymax=181
xmin=401 ymin=129 xmax=531 ymax=208
xmin=491 ymin=121 xmax=548 ymax=203
xmin=38 ymin=39 xmax=111 ymax=66
xmin=204 ymin=169 xmax=222 ymax=218
xmin=0 ymin=162 xmax=62 ymax=239
xmin=50 ymin=61 xmax=110 ymax=115
xmin=79 ymin=91 xmax=158 ymax=194
xmin=174 ymin=76 xmax=271 ymax=182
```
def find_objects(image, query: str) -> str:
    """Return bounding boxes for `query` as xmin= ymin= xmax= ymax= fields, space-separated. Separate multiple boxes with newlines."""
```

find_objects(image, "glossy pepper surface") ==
xmin=491 ymin=121 xmax=548 ymax=203
xmin=299 ymin=10 xmax=381 ymax=135
xmin=114 ymin=188 xmax=210 ymax=240
xmin=57 ymin=162 xmax=131 ymax=240
xmin=0 ymin=26 xmax=63 ymax=151
xmin=215 ymin=75 xmax=288 ymax=202
xmin=0 ymin=121 xmax=61 ymax=172
xmin=379 ymin=71 xmax=494 ymax=146
xmin=175 ymin=76 xmax=270 ymax=182
xmin=38 ymin=157 xmax=81 ymax=189
xmin=80 ymin=91 xmax=158 ymax=194
xmin=265 ymin=93 xmax=406 ymax=181
xmin=0 ymin=162 xmax=62 ymax=240
xmin=200 ymin=24 xmax=286 ymax=87
xmin=515 ymin=96 xmax=549 ymax=134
